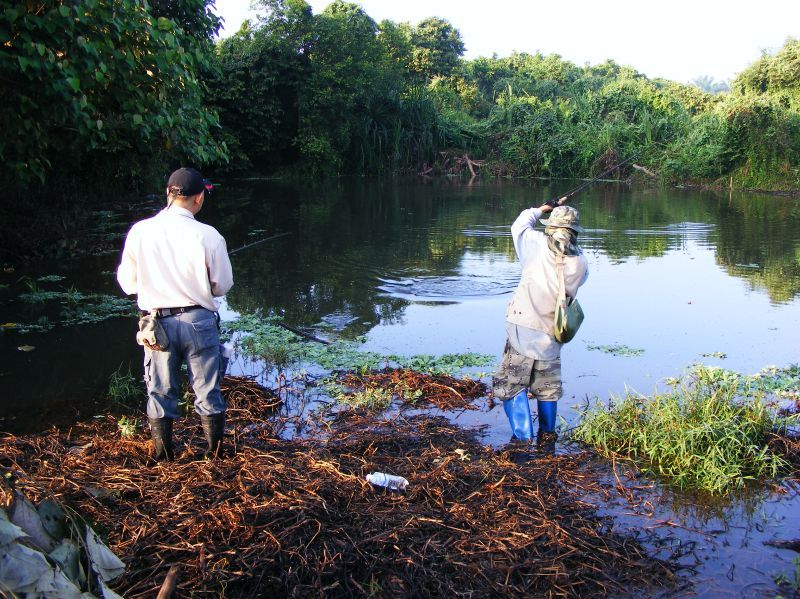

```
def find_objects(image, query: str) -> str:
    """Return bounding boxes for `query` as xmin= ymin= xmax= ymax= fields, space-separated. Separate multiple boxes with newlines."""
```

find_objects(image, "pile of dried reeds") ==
xmin=339 ymin=368 xmax=487 ymax=410
xmin=0 ymin=378 xmax=680 ymax=598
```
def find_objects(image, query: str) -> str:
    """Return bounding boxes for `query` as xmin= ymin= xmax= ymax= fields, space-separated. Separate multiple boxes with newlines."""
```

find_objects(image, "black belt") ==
xmin=145 ymin=305 xmax=205 ymax=318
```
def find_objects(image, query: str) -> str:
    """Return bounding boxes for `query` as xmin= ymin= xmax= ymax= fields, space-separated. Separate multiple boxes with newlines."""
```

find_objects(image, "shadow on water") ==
xmin=1 ymin=177 xmax=800 ymax=595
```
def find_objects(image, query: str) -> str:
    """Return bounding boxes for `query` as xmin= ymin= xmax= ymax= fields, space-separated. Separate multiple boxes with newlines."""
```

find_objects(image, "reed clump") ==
xmin=573 ymin=365 xmax=798 ymax=495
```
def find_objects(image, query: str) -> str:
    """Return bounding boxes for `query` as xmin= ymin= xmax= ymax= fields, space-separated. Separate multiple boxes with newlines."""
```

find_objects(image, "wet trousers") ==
xmin=493 ymin=339 xmax=562 ymax=402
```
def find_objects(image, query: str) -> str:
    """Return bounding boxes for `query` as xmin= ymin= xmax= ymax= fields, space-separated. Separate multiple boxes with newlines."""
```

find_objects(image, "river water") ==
xmin=1 ymin=178 xmax=799 ymax=596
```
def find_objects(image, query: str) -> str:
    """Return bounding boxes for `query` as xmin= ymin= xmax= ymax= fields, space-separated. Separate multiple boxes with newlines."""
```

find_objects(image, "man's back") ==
xmin=118 ymin=207 xmax=232 ymax=312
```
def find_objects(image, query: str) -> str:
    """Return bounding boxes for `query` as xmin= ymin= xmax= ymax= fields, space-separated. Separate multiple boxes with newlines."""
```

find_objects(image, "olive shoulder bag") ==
xmin=553 ymin=253 xmax=584 ymax=343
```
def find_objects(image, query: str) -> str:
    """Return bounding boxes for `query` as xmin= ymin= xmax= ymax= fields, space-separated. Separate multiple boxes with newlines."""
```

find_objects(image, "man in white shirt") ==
xmin=117 ymin=167 xmax=234 ymax=461
xmin=494 ymin=202 xmax=589 ymax=446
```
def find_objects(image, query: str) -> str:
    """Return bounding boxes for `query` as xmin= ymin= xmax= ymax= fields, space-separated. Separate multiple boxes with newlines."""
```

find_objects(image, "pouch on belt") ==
xmin=136 ymin=312 xmax=170 ymax=351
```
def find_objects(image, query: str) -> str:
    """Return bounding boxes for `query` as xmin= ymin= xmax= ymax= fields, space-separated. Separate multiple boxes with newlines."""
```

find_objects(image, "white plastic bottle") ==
xmin=366 ymin=472 xmax=409 ymax=491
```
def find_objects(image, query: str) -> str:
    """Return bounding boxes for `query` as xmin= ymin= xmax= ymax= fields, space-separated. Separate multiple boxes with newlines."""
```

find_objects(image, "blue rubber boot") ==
xmin=537 ymin=400 xmax=557 ymax=433
xmin=503 ymin=389 xmax=533 ymax=441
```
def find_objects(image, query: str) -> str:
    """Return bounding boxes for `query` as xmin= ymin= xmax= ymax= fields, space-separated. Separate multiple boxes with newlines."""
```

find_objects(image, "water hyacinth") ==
xmin=572 ymin=365 xmax=798 ymax=495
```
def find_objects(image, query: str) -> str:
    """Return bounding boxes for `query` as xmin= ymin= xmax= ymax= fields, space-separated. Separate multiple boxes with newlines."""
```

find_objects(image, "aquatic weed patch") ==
xmin=586 ymin=343 xmax=645 ymax=357
xmin=224 ymin=313 xmax=494 ymax=376
xmin=749 ymin=364 xmax=800 ymax=400
xmin=572 ymin=365 xmax=798 ymax=495
xmin=10 ymin=284 xmax=136 ymax=333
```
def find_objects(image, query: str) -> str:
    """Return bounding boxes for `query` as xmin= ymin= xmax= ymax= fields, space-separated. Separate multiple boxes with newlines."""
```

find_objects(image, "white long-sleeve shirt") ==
xmin=117 ymin=206 xmax=233 ymax=312
xmin=505 ymin=208 xmax=589 ymax=360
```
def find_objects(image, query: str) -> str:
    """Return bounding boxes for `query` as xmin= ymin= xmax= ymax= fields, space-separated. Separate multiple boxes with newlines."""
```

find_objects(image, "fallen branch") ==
xmin=156 ymin=565 xmax=180 ymax=599
xmin=632 ymin=163 xmax=658 ymax=178
xmin=277 ymin=321 xmax=330 ymax=345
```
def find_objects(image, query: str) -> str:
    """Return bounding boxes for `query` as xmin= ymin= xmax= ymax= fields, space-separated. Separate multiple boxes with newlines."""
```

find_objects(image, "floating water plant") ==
xmin=586 ymin=343 xmax=645 ymax=357
xmin=773 ymin=556 xmax=800 ymax=597
xmin=572 ymin=365 xmax=798 ymax=495
xmin=15 ymin=290 xmax=135 ymax=333
xmin=223 ymin=313 xmax=494 ymax=376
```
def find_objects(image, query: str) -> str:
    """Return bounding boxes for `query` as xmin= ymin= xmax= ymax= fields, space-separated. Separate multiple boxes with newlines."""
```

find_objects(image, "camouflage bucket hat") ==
xmin=540 ymin=205 xmax=583 ymax=233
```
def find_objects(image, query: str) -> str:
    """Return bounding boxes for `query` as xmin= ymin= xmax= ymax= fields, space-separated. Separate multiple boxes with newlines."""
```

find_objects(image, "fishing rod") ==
xmin=228 ymin=231 xmax=292 ymax=256
xmin=226 ymin=230 xmax=330 ymax=344
xmin=545 ymin=155 xmax=637 ymax=207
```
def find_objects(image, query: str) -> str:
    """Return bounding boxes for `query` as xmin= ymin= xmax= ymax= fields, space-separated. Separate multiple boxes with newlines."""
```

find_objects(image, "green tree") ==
xmin=209 ymin=0 xmax=313 ymax=171
xmin=690 ymin=75 xmax=730 ymax=94
xmin=409 ymin=17 xmax=465 ymax=80
xmin=0 ymin=0 xmax=227 ymax=194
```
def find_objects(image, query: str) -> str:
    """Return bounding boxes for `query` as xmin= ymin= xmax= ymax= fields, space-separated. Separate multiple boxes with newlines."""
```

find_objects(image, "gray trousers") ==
xmin=143 ymin=308 xmax=225 ymax=419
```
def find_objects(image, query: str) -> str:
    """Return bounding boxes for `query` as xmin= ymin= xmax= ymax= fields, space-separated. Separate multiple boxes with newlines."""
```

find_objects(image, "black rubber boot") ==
xmin=200 ymin=413 xmax=226 ymax=459
xmin=148 ymin=418 xmax=174 ymax=462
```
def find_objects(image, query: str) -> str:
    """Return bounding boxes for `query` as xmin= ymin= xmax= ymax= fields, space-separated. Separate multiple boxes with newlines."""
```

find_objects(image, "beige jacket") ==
xmin=505 ymin=208 xmax=588 ymax=350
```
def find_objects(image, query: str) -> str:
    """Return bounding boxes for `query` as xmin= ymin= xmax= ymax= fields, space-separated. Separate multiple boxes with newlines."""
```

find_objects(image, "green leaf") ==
xmin=96 ymin=119 xmax=103 ymax=130
xmin=132 ymin=114 xmax=143 ymax=125
xmin=4 ymin=8 xmax=19 ymax=22
xmin=58 ymin=5 xmax=70 ymax=17
xmin=67 ymin=77 xmax=80 ymax=92
xmin=17 ymin=56 xmax=30 ymax=72
xmin=36 ymin=43 xmax=46 ymax=56
xmin=156 ymin=17 xmax=173 ymax=31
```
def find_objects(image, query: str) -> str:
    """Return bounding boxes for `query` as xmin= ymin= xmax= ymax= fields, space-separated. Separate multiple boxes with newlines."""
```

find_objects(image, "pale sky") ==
xmin=213 ymin=0 xmax=800 ymax=84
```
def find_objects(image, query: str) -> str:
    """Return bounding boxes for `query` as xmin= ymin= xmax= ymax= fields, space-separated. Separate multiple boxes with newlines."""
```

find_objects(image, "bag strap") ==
xmin=555 ymin=252 xmax=567 ymax=302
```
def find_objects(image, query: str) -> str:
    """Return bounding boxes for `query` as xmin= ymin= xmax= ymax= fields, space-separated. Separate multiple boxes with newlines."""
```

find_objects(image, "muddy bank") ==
xmin=1 ymin=376 xmax=682 ymax=598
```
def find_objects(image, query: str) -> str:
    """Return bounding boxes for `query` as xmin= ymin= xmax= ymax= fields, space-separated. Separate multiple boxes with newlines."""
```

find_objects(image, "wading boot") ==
xmin=503 ymin=389 xmax=533 ymax=441
xmin=148 ymin=418 xmax=174 ymax=462
xmin=536 ymin=400 xmax=557 ymax=434
xmin=200 ymin=413 xmax=226 ymax=459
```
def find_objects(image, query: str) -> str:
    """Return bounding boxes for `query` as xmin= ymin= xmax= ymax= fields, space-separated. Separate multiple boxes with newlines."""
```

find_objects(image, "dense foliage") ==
xmin=0 ymin=0 xmax=226 ymax=197
xmin=2 ymin=0 xmax=799 ymax=199
xmin=210 ymin=2 xmax=800 ymax=190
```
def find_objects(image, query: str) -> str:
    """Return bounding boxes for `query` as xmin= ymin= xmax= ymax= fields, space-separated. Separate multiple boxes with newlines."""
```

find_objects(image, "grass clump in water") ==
xmin=107 ymin=364 xmax=142 ymax=407
xmin=328 ymin=384 xmax=394 ymax=411
xmin=572 ymin=365 xmax=797 ymax=495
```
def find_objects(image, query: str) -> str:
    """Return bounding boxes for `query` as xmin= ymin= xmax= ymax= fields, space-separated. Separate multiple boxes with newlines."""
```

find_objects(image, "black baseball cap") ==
xmin=167 ymin=167 xmax=213 ymax=196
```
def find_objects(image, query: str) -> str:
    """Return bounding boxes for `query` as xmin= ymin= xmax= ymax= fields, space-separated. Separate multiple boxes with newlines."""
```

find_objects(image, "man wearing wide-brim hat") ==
xmin=117 ymin=167 xmax=233 ymax=461
xmin=493 ymin=201 xmax=589 ymax=447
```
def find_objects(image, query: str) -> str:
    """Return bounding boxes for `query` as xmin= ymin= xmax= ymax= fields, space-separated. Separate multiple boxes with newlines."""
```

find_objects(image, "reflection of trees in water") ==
xmin=206 ymin=181 xmax=800 ymax=332
xmin=576 ymin=187 xmax=800 ymax=303
xmin=714 ymin=195 xmax=800 ymax=304
xmin=211 ymin=179 xmax=519 ymax=335
xmin=578 ymin=186 xmax=716 ymax=261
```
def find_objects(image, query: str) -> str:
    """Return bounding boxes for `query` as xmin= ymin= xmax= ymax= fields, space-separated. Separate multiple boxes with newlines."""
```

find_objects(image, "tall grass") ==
xmin=572 ymin=365 xmax=795 ymax=495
